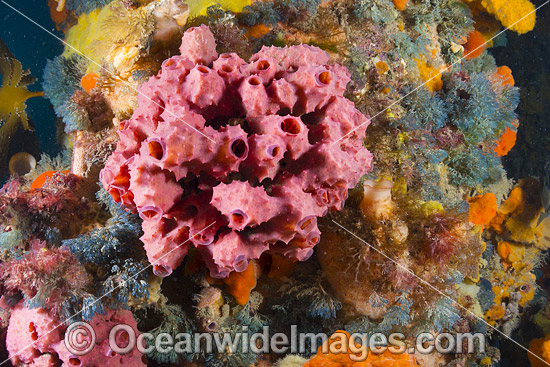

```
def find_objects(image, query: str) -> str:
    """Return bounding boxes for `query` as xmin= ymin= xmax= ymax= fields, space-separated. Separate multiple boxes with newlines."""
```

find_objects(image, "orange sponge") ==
xmin=304 ymin=331 xmax=416 ymax=367
xmin=495 ymin=66 xmax=515 ymax=86
xmin=415 ymin=58 xmax=443 ymax=92
xmin=494 ymin=127 xmax=517 ymax=156
xmin=528 ymin=336 xmax=550 ymax=367
xmin=468 ymin=193 xmax=498 ymax=225
xmin=81 ymin=73 xmax=99 ymax=93
xmin=31 ymin=170 xmax=71 ymax=191
xmin=463 ymin=30 xmax=487 ymax=59
xmin=392 ymin=0 xmax=409 ymax=11
xmin=223 ymin=260 xmax=261 ymax=305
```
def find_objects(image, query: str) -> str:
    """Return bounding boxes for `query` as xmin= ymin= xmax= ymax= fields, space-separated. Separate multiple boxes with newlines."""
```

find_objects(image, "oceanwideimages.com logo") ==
xmin=64 ymin=322 xmax=485 ymax=361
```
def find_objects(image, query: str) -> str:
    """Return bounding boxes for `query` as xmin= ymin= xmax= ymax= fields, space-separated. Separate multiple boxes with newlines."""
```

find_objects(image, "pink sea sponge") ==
xmin=179 ymin=25 xmax=218 ymax=65
xmin=211 ymin=181 xmax=280 ymax=230
xmin=6 ymin=301 xmax=144 ymax=367
xmin=53 ymin=309 xmax=144 ymax=367
xmin=101 ymin=26 xmax=373 ymax=278
xmin=6 ymin=301 xmax=64 ymax=365
xmin=250 ymin=44 xmax=330 ymax=69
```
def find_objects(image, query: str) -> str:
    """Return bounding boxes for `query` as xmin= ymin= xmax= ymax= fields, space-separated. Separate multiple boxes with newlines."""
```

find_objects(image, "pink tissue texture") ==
xmin=6 ymin=301 xmax=144 ymax=367
xmin=100 ymin=25 xmax=373 ymax=278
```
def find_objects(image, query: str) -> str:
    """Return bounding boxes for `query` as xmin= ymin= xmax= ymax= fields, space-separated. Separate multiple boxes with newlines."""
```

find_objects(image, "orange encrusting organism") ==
xmin=493 ymin=66 xmax=517 ymax=157
xmin=245 ymin=24 xmax=271 ymax=39
xmin=495 ymin=65 xmax=515 ymax=86
xmin=81 ymin=72 xmax=99 ymax=93
xmin=30 ymin=170 xmax=71 ymax=191
xmin=414 ymin=58 xmax=443 ymax=92
xmin=392 ymin=0 xmax=409 ymax=11
xmin=223 ymin=260 xmax=261 ymax=305
xmin=489 ymin=178 xmax=542 ymax=237
xmin=489 ymin=186 xmax=522 ymax=233
xmin=304 ymin=331 xmax=416 ymax=367
xmin=496 ymin=241 xmax=512 ymax=260
xmin=463 ymin=30 xmax=487 ymax=59
xmin=375 ymin=61 xmax=390 ymax=75
xmin=468 ymin=193 xmax=498 ymax=225
xmin=479 ymin=0 xmax=536 ymax=35
xmin=528 ymin=336 xmax=550 ymax=367
xmin=494 ymin=127 xmax=517 ymax=156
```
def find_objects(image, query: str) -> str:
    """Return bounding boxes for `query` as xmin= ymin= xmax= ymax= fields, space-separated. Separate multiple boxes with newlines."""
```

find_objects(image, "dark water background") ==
xmin=496 ymin=0 xmax=550 ymax=183
xmin=1 ymin=0 xmax=63 ymax=158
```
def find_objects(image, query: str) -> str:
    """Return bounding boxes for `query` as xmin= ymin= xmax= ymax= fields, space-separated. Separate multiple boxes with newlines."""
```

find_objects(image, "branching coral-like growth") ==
xmin=445 ymin=71 xmax=519 ymax=145
xmin=239 ymin=1 xmax=282 ymax=26
xmin=354 ymin=0 xmax=398 ymax=24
